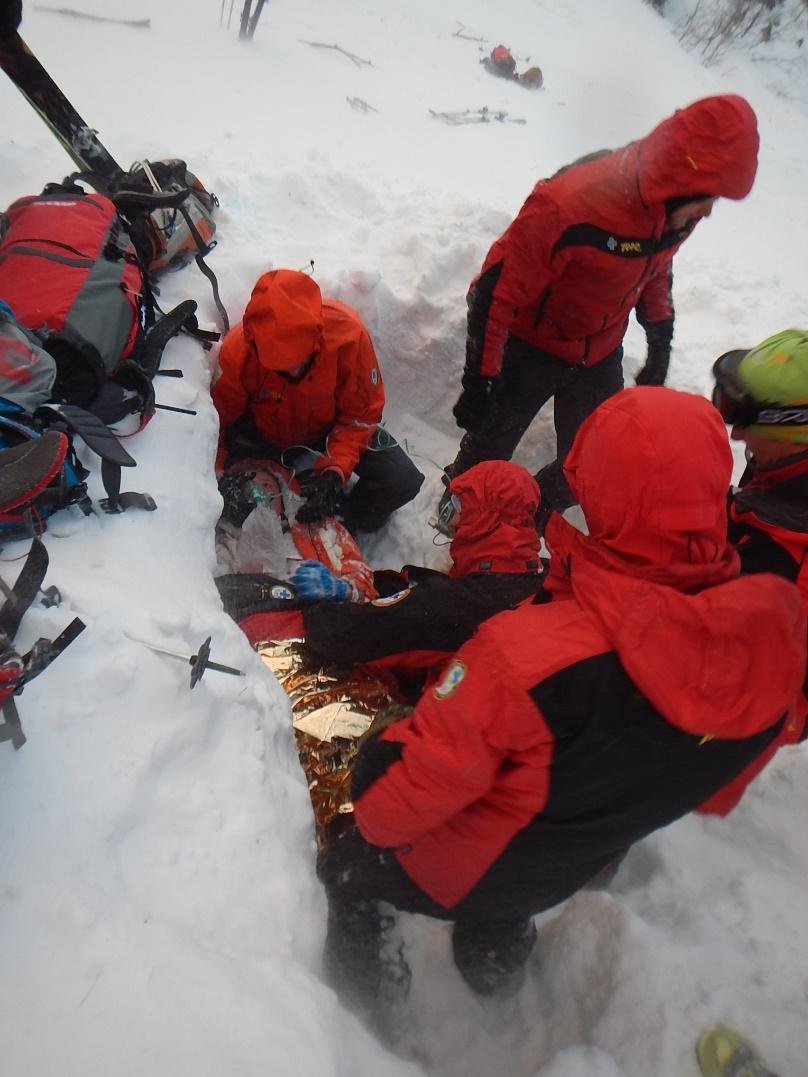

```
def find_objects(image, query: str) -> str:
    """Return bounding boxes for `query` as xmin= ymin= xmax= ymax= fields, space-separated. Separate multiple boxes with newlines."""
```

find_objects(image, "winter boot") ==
xmin=452 ymin=917 xmax=537 ymax=997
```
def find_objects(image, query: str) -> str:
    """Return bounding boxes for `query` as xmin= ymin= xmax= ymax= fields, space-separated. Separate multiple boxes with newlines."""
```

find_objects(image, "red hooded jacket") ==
xmin=352 ymin=388 xmax=805 ymax=911
xmin=212 ymin=270 xmax=384 ymax=478
xmin=469 ymin=95 xmax=759 ymax=377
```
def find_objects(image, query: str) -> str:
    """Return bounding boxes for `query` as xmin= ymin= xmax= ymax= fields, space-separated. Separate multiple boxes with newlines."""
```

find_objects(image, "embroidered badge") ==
xmin=271 ymin=585 xmax=294 ymax=600
xmin=370 ymin=368 xmax=379 ymax=385
xmin=433 ymin=659 xmax=466 ymax=700
xmin=371 ymin=589 xmax=411 ymax=608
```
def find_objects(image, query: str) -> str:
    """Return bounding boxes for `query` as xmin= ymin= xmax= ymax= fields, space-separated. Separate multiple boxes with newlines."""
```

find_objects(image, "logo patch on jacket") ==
xmin=371 ymin=588 xmax=411 ymax=607
xmin=433 ymin=659 xmax=466 ymax=700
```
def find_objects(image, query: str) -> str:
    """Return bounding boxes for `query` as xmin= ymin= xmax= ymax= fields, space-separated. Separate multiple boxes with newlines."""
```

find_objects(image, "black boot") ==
xmin=452 ymin=917 xmax=537 ymax=997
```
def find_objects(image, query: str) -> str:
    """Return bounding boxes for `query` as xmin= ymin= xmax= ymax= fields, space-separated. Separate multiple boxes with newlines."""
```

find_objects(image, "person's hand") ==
xmin=291 ymin=559 xmax=352 ymax=602
xmin=635 ymin=341 xmax=671 ymax=386
xmin=636 ymin=320 xmax=673 ymax=386
xmin=452 ymin=372 xmax=501 ymax=433
xmin=296 ymin=469 xmax=343 ymax=523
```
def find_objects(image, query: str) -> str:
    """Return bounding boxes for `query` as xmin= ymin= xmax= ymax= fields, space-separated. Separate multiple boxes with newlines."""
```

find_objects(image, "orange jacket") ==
xmin=212 ymin=270 xmax=385 ymax=478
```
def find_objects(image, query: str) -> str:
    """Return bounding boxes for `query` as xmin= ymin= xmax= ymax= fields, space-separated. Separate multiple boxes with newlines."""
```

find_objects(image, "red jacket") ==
xmin=212 ymin=270 xmax=384 ymax=478
xmin=469 ymin=95 xmax=759 ymax=376
xmin=352 ymin=389 xmax=805 ymax=911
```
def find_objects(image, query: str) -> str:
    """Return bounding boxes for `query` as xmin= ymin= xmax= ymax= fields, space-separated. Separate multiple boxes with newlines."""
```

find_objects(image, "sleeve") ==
xmin=210 ymin=330 xmax=250 ymax=471
xmin=635 ymin=259 xmax=675 ymax=339
xmin=303 ymin=574 xmax=531 ymax=666
xmin=317 ymin=325 xmax=385 ymax=479
xmin=352 ymin=630 xmax=551 ymax=847
xmin=469 ymin=191 xmax=565 ymax=378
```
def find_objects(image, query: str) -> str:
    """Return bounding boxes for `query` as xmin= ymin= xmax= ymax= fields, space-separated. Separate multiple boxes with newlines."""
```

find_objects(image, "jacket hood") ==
xmin=546 ymin=385 xmax=806 ymax=737
xmin=636 ymin=94 xmax=759 ymax=205
xmin=243 ymin=269 xmax=324 ymax=371
xmin=561 ymin=386 xmax=738 ymax=585
xmin=449 ymin=461 xmax=540 ymax=576
xmin=573 ymin=554 xmax=806 ymax=738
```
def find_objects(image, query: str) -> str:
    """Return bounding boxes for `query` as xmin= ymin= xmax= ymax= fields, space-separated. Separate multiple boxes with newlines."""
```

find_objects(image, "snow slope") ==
xmin=1 ymin=1 xmax=807 ymax=1075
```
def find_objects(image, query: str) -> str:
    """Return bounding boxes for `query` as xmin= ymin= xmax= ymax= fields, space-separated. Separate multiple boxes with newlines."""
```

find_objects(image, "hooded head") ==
xmin=551 ymin=388 xmax=805 ymax=741
xmin=638 ymin=94 xmax=759 ymax=206
xmin=713 ymin=329 xmax=808 ymax=446
xmin=563 ymin=387 xmax=734 ymax=575
xmin=448 ymin=460 xmax=540 ymax=577
xmin=243 ymin=270 xmax=324 ymax=372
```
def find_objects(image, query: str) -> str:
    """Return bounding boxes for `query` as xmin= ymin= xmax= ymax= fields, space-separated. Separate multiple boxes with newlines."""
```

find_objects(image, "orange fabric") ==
xmin=212 ymin=271 xmax=385 ymax=479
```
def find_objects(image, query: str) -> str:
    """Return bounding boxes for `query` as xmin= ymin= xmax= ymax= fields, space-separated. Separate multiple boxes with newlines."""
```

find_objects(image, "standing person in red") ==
xmin=713 ymin=329 xmax=808 ymax=606
xmin=212 ymin=269 xmax=423 ymax=533
xmin=445 ymin=94 xmax=759 ymax=518
xmin=320 ymin=387 xmax=806 ymax=1024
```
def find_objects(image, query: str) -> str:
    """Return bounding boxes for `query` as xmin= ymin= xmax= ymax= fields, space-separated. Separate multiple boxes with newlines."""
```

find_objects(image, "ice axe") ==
xmin=126 ymin=633 xmax=244 ymax=689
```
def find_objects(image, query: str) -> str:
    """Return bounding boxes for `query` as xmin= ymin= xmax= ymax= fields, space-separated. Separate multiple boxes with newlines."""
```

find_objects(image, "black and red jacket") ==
xmin=467 ymin=95 xmax=758 ymax=377
xmin=729 ymin=450 xmax=808 ymax=609
xmin=352 ymin=389 xmax=805 ymax=914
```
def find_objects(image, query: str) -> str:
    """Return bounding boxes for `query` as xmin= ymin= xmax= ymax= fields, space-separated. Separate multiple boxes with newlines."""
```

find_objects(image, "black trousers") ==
xmin=224 ymin=423 xmax=424 ymax=533
xmin=452 ymin=337 xmax=625 ymax=510
xmin=318 ymin=828 xmax=538 ymax=1009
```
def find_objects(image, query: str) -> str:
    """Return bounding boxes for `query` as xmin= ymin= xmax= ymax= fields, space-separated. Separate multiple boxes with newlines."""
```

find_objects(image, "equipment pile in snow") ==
xmin=429 ymin=106 xmax=527 ymax=125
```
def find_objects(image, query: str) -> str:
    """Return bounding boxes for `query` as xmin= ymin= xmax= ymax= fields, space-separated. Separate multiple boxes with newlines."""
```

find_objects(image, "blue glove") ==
xmin=292 ymin=560 xmax=352 ymax=603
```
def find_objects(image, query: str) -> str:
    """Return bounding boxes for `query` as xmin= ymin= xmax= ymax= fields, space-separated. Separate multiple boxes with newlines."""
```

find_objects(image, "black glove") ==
xmin=296 ymin=469 xmax=343 ymax=523
xmin=452 ymin=372 xmax=502 ymax=434
xmin=635 ymin=320 xmax=673 ymax=386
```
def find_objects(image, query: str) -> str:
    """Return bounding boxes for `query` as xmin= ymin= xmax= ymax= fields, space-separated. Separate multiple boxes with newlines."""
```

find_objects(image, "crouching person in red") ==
xmin=318 ymin=387 xmax=807 ymax=1021
xmin=211 ymin=269 xmax=424 ymax=533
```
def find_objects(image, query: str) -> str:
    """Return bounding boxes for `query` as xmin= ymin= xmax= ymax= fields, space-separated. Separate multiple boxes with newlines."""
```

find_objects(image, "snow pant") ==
xmin=317 ymin=827 xmax=538 ymax=1012
xmin=449 ymin=337 xmax=625 ymax=512
xmin=223 ymin=423 xmax=424 ymax=533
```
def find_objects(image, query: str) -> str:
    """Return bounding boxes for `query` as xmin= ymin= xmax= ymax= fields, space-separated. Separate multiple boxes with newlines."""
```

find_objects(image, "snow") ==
xmin=1 ymin=0 xmax=807 ymax=1074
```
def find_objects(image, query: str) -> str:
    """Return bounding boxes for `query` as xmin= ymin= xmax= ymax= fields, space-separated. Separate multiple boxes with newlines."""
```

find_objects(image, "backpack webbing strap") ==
xmin=0 ymin=697 xmax=26 ymax=750
xmin=99 ymin=458 xmax=156 ymax=514
xmin=0 ymin=535 xmax=49 ymax=639
xmin=176 ymin=203 xmax=230 ymax=335
xmin=21 ymin=617 xmax=86 ymax=682
xmin=139 ymin=300 xmax=202 ymax=379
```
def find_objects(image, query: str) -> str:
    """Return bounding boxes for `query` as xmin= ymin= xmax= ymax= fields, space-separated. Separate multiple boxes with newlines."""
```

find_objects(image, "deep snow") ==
xmin=1 ymin=1 xmax=807 ymax=1075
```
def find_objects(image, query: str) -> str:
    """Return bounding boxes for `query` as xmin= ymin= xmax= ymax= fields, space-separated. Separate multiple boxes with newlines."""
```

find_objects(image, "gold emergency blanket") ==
xmin=258 ymin=639 xmax=398 ymax=847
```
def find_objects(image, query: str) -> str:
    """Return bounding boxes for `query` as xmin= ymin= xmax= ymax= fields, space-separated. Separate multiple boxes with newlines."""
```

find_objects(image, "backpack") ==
xmin=0 ymin=306 xmax=154 ymax=536
xmin=0 ymin=170 xmax=222 ymax=429
xmin=489 ymin=45 xmax=517 ymax=78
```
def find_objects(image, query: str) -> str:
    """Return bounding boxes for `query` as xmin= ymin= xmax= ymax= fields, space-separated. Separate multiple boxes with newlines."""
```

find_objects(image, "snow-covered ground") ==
xmin=1 ymin=1 xmax=807 ymax=1075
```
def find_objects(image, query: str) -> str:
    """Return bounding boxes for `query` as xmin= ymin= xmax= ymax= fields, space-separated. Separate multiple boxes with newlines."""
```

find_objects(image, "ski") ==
xmin=429 ymin=107 xmax=526 ymax=126
xmin=0 ymin=32 xmax=122 ymax=177
xmin=33 ymin=6 xmax=151 ymax=29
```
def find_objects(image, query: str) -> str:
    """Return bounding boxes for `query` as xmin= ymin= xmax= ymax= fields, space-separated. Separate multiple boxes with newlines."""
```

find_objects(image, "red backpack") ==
xmin=490 ymin=45 xmax=517 ymax=78
xmin=0 ymin=189 xmax=143 ymax=377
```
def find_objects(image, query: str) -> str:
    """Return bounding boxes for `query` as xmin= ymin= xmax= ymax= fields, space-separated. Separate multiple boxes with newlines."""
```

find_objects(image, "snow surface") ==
xmin=1 ymin=1 xmax=807 ymax=1075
